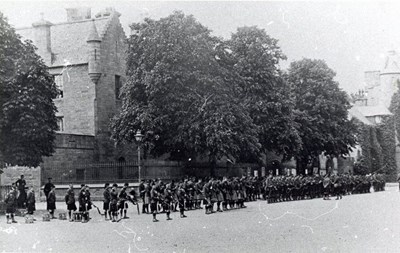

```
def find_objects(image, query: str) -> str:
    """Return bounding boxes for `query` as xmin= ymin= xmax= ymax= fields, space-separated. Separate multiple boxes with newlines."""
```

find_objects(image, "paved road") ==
xmin=2 ymin=184 xmax=400 ymax=253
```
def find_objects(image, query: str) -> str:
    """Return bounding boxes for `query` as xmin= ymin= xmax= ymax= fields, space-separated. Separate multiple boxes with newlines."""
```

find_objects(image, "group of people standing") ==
xmin=3 ymin=173 xmax=387 ymax=224
xmin=4 ymin=175 xmax=37 ymax=224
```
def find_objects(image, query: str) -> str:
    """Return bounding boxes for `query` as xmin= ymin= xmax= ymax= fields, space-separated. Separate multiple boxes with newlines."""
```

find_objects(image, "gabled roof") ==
xmin=17 ymin=17 xmax=110 ymax=67
xmin=348 ymin=106 xmax=373 ymax=125
xmin=350 ymin=104 xmax=392 ymax=120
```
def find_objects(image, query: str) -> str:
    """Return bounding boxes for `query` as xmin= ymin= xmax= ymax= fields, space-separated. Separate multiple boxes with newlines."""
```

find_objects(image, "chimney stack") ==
xmin=32 ymin=14 xmax=52 ymax=64
xmin=66 ymin=7 xmax=91 ymax=22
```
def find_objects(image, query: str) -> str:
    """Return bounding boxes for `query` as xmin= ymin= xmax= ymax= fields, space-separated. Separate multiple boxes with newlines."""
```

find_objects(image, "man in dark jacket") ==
xmin=15 ymin=175 xmax=27 ymax=208
xmin=47 ymin=185 xmax=56 ymax=219
xmin=43 ymin=177 xmax=54 ymax=201
xmin=103 ymin=183 xmax=111 ymax=220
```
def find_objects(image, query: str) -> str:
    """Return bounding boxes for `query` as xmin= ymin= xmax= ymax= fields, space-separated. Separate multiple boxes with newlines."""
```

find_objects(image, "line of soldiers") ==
xmin=135 ymin=173 xmax=386 ymax=217
xmin=3 ymin=173 xmax=387 ymax=224
xmin=137 ymin=177 xmax=253 ymax=222
xmin=263 ymin=173 xmax=385 ymax=203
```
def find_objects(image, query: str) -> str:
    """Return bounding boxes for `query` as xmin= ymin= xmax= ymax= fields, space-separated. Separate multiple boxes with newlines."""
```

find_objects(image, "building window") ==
xmin=115 ymin=75 xmax=121 ymax=100
xmin=56 ymin=116 xmax=64 ymax=132
xmin=53 ymin=74 xmax=63 ymax=98
xmin=375 ymin=115 xmax=382 ymax=124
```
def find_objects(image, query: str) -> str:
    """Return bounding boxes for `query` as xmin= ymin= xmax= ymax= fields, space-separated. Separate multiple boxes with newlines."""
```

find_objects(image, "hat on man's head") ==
xmin=113 ymin=183 xmax=118 ymax=187
xmin=124 ymin=182 xmax=129 ymax=187
xmin=48 ymin=177 xmax=52 ymax=180
xmin=81 ymin=184 xmax=85 ymax=187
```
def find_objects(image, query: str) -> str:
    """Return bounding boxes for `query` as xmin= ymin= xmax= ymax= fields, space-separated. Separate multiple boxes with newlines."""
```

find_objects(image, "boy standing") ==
xmin=65 ymin=184 xmax=77 ymax=221
xmin=5 ymin=184 xmax=18 ymax=224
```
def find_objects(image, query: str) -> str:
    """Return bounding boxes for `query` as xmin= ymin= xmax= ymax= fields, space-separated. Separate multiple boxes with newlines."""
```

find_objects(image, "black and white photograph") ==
xmin=1 ymin=0 xmax=400 ymax=252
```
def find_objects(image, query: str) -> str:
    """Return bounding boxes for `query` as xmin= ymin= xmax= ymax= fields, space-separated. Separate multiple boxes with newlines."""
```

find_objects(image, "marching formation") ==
xmin=3 ymin=173 xmax=386 ymax=224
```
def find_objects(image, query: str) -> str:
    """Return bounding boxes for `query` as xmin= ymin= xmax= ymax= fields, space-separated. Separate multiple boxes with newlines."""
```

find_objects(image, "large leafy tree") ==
xmin=111 ymin=12 xmax=260 ymax=174
xmin=0 ymin=12 xmax=58 ymax=167
xmin=287 ymin=59 xmax=357 ymax=174
xmin=227 ymin=26 xmax=301 ymax=162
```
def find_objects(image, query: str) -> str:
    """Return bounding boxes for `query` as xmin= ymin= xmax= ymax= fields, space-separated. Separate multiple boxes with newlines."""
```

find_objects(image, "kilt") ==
xmin=67 ymin=203 xmax=77 ymax=211
xmin=162 ymin=202 xmax=170 ymax=212
xmin=225 ymin=193 xmax=231 ymax=201
xmin=150 ymin=203 xmax=157 ymax=212
xmin=211 ymin=193 xmax=218 ymax=203
xmin=103 ymin=201 xmax=110 ymax=210
xmin=27 ymin=202 xmax=36 ymax=213
xmin=217 ymin=192 xmax=224 ymax=202
xmin=232 ymin=191 xmax=238 ymax=201
xmin=203 ymin=198 xmax=211 ymax=206
xmin=197 ymin=193 xmax=204 ymax=200
xmin=237 ymin=191 xmax=243 ymax=200
xmin=144 ymin=196 xmax=150 ymax=204
xmin=6 ymin=204 xmax=16 ymax=214
xmin=110 ymin=202 xmax=118 ymax=212
xmin=47 ymin=202 xmax=56 ymax=210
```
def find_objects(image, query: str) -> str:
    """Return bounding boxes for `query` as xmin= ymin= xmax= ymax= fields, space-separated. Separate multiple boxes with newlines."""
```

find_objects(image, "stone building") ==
xmin=16 ymin=7 xmax=132 ymax=168
xmin=348 ymin=50 xmax=400 ymax=176
xmin=364 ymin=50 xmax=400 ymax=108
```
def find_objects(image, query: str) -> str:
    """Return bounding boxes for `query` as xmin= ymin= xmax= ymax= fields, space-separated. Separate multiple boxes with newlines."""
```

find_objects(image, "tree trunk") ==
xmin=210 ymin=157 xmax=217 ymax=178
xmin=296 ymin=156 xmax=307 ymax=175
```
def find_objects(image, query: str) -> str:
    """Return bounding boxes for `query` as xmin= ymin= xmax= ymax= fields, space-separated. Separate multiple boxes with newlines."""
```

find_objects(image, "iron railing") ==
xmin=41 ymin=162 xmax=185 ymax=185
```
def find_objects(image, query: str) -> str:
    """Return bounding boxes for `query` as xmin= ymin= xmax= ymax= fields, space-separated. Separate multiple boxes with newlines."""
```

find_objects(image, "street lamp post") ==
xmin=134 ymin=130 xmax=144 ymax=183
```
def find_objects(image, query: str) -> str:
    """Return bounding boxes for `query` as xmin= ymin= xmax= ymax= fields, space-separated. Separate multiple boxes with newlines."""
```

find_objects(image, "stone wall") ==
xmin=0 ymin=166 xmax=41 ymax=201
xmin=49 ymin=64 xmax=95 ymax=136
xmin=42 ymin=133 xmax=95 ymax=168
xmin=94 ymin=13 xmax=129 ymax=162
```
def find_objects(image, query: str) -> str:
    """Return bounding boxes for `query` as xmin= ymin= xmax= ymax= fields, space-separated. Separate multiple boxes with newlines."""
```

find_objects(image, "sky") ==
xmin=2 ymin=0 xmax=400 ymax=94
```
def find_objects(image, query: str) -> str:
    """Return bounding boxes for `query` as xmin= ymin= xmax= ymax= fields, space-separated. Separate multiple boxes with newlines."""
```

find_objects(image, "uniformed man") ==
xmin=43 ymin=177 xmax=54 ymax=201
xmin=150 ymin=184 xmax=161 ymax=222
xmin=138 ymin=179 xmax=146 ymax=213
xmin=15 ymin=175 xmax=27 ymax=208
xmin=118 ymin=183 xmax=129 ymax=219
xmin=103 ymin=183 xmax=111 ymax=220
xmin=161 ymin=184 xmax=173 ymax=220
xmin=177 ymin=183 xmax=187 ymax=218
xmin=323 ymin=174 xmax=331 ymax=200
xmin=142 ymin=181 xmax=151 ymax=214
xmin=78 ymin=184 xmax=90 ymax=222
xmin=65 ymin=184 xmax=77 ymax=221
xmin=110 ymin=184 xmax=119 ymax=222
xmin=47 ymin=185 xmax=57 ymax=219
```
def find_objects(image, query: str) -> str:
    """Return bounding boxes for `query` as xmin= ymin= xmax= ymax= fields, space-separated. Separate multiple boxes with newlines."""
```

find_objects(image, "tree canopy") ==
xmin=287 ymin=59 xmax=357 ymax=173
xmin=227 ymin=26 xmax=301 ymax=161
xmin=0 ymin=12 xmax=58 ymax=167
xmin=111 ymin=12 xmax=357 ymax=174
xmin=111 ymin=11 xmax=260 ymax=170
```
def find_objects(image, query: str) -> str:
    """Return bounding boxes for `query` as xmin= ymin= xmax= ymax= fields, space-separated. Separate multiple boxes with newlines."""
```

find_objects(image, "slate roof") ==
xmin=348 ymin=106 xmax=373 ymax=125
xmin=349 ymin=105 xmax=392 ymax=125
xmin=354 ymin=105 xmax=392 ymax=117
xmin=17 ymin=17 xmax=110 ymax=67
